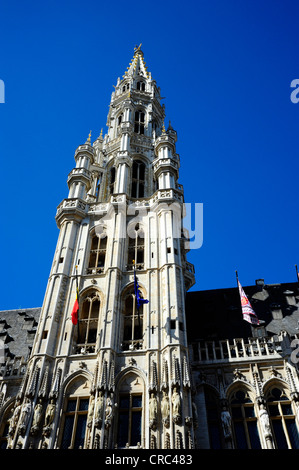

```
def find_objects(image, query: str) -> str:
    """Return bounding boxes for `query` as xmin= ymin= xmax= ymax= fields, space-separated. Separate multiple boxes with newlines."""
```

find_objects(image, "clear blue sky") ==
xmin=0 ymin=0 xmax=299 ymax=310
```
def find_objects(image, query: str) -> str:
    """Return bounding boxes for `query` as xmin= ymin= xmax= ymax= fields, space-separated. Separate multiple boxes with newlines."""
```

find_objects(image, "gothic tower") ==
xmin=4 ymin=45 xmax=196 ymax=449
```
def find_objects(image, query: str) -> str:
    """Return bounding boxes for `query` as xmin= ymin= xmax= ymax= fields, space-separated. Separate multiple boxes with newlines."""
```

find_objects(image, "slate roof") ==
xmin=0 ymin=308 xmax=41 ymax=361
xmin=185 ymin=281 xmax=299 ymax=342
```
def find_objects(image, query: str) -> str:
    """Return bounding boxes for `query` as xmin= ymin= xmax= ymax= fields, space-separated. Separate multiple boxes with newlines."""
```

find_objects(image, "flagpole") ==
xmin=295 ymin=265 xmax=299 ymax=283
xmin=235 ymin=270 xmax=239 ymax=285
xmin=133 ymin=260 xmax=141 ymax=340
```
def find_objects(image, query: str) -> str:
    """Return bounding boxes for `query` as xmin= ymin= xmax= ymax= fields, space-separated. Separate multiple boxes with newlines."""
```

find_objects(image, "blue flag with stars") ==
xmin=133 ymin=264 xmax=149 ymax=309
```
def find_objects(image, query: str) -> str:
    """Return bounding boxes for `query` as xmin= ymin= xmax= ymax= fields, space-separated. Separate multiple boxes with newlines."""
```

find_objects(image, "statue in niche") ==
xmin=259 ymin=404 xmax=272 ymax=438
xmin=43 ymin=399 xmax=56 ymax=437
xmin=171 ymin=387 xmax=181 ymax=424
xmin=161 ymin=391 xmax=170 ymax=428
xmin=8 ymin=400 xmax=22 ymax=436
xmin=105 ymin=394 xmax=113 ymax=429
xmin=30 ymin=399 xmax=43 ymax=435
xmin=87 ymin=395 xmax=95 ymax=428
xmin=149 ymin=393 xmax=157 ymax=429
xmin=221 ymin=407 xmax=232 ymax=439
xmin=18 ymin=398 xmax=32 ymax=435
xmin=95 ymin=391 xmax=104 ymax=427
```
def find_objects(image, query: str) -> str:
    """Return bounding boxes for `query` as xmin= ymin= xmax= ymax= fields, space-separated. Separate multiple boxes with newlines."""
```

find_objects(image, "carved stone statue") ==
xmin=42 ymin=398 xmax=56 ymax=437
xmin=149 ymin=393 xmax=157 ymax=429
xmin=30 ymin=399 xmax=43 ymax=435
xmin=95 ymin=391 xmax=104 ymax=427
xmin=171 ymin=387 xmax=181 ymax=423
xmin=259 ymin=404 xmax=272 ymax=438
xmin=87 ymin=395 xmax=95 ymax=428
xmin=105 ymin=394 xmax=113 ymax=429
xmin=8 ymin=400 xmax=22 ymax=436
xmin=221 ymin=407 xmax=232 ymax=439
xmin=161 ymin=391 xmax=170 ymax=427
xmin=18 ymin=398 xmax=32 ymax=435
xmin=32 ymin=400 xmax=43 ymax=427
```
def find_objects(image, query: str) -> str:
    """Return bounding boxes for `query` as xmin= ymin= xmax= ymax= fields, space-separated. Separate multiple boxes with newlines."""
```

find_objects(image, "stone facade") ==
xmin=0 ymin=46 xmax=195 ymax=450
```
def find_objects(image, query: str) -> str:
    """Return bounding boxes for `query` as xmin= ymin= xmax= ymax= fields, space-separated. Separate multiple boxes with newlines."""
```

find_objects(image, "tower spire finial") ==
xmin=86 ymin=130 xmax=92 ymax=143
xmin=134 ymin=43 xmax=142 ymax=55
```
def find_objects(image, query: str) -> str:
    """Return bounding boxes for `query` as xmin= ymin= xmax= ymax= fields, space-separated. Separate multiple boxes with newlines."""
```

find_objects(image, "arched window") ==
xmin=76 ymin=291 xmax=101 ymax=353
xmin=131 ymin=160 xmax=145 ymax=198
xmin=266 ymin=387 xmax=299 ymax=449
xmin=87 ymin=234 xmax=107 ymax=274
xmin=116 ymin=373 xmax=143 ymax=448
xmin=230 ymin=389 xmax=261 ymax=449
xmin=127 ymin=223 xmax=144 ymax=270
xmin=59 ymin=378 xmax=91 ymax=449
xmin=121 ymin=287 xmax=145 ymax=351
xmin=134 ymin=111 xmax=145 ymax=135
xmin=137 ymin=81 xmax=145 ymax=92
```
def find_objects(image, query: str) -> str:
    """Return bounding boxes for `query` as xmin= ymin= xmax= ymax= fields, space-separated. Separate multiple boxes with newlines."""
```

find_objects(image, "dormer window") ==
xmin=134 ymin=111 xmax=145 ymax=135
xmin=137 ymin=81 xmax=145 ymax=92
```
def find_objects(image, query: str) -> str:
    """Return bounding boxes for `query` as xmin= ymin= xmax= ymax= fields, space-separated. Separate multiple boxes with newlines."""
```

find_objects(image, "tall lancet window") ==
xmin=76 ymin=291 xmax=100 ymax=353
xmin=109 ymin=166 xmax=116 ymax=195
xmin=121 ymin=287 xmax=145 ymax=351
xmin=116 ymin=373 xmax=143 ymax=448
xmin=230 ymin=389 xmax=261 ymax=449
xmin=131 ymin=160 xmax=145 ymax=198
xmin=127 ymin=223 xmax=144 ymax=270
xmin=87 ymin=234 xmax=107 ymax=274
xmin=134 ymin=111 xmax=145 ymax=135
xmin=266 ymin=387 xmax=299 ymax=449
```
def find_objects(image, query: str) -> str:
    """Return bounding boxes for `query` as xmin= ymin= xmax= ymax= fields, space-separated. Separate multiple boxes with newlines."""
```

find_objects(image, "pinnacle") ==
xmin=122 ymin=44 xmax=150 ymax=80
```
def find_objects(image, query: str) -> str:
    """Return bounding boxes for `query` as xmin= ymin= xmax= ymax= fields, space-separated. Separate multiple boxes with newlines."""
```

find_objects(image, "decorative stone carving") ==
xmin=30 ymin=399 xmax=43 ymax=435
xmin=18 ymin=398 xmax=32 ymax=435
xmin=42 ymin=399 xmax=56 ymax=437
xmin=149 ymin=393 xmax=157 ymax=429
xmin=171 ymin=387 xmax=181 ymax=424
xmin=259 ymin=404 xmax=272 ymax=439
xmin=161 ymin=391 xmax=170 ymax=428
xmin=221 ymin=407 xmax=232 ymax=439
xmin=95 ymin=391 xmax=104 ymax=428
xmin=8 ymin=399 xmax=22 ymax=436
xmin=87 ymin=395 xmax=95 ymax=428
xmin=105 ymin=394 xmax=114 ymax=429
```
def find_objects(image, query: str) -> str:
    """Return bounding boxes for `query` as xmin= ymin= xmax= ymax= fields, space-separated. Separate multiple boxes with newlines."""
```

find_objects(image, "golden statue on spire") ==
xmin=134 ymin=43 xmax=142 ymax=55
xmin=134 ymin=43 xmax=142 ymax=52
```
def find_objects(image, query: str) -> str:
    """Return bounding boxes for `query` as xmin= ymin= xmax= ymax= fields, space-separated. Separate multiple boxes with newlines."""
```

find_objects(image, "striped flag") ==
xmin=237 ymin=278 xmax=259 ymax=325
xmin=71 ymin=290 xmax=79 ymax=325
